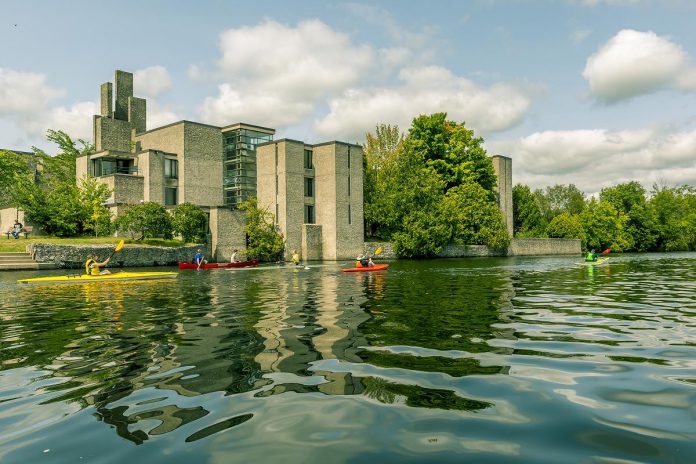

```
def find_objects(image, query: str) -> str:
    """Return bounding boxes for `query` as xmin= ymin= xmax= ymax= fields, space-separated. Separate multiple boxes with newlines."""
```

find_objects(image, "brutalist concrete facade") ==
xmin=491 ymin=155 xmax=513 ymax=236
xmin=256 ymin=139 xmax=364 ymax=260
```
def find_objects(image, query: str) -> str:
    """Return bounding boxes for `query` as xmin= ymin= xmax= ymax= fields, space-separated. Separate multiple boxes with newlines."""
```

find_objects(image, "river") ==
xmin=1 ymin=253 xmax=695 ymax=463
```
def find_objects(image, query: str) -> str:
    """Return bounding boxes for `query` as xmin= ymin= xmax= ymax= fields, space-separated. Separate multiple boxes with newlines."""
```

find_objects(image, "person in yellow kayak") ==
xmin=585 ymin=249 xmax=598 ymax=262
xmin=85 ymin=254 xmax=112 ymax=275
xmin=291 ymin=249 xmax=301 ymax=266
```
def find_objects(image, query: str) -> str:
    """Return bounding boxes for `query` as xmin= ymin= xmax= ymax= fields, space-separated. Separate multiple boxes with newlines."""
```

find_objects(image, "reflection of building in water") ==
xmin=252 ymin=271 xmax=371 ymax=396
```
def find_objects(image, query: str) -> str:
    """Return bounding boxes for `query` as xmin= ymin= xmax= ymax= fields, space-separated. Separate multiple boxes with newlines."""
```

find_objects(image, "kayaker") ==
xmin=585 ymin=249 xmax=598 ymax=262
xmin=356 ymin=254 xmax=371 ymax=267
xmin=194 ymin=249 xmax=207 ymax=266
xmin=85 ymin=255 xmax=111 ymax=275
xmin=231 ymin=249 xmax=239 ymax=263
xmin=291 ymin=249 xmax=301 ymax=266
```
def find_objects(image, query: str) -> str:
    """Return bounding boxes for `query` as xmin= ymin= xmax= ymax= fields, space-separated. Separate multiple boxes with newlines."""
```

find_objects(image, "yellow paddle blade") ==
xmin=374 ymin=246 xmax=383 ymax=255
xmin=115 ymin=239 xmax=125 ymax=252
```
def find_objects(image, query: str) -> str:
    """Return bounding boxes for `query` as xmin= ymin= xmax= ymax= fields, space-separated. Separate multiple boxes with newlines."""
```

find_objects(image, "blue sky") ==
xmin=2 ymin=0 xmax=696 ymax=194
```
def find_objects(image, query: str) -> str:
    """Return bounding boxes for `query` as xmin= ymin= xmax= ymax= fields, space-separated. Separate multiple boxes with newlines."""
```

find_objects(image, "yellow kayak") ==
xmin=575 ymin=258 xmax=609 ymax=266
xmin=18 ymin=271 xmax=178 ymax=284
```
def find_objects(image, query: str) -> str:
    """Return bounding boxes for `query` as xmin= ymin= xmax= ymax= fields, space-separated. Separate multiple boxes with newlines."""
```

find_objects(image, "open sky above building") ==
xmin=2 ymin=0 xmax=696 ymax=195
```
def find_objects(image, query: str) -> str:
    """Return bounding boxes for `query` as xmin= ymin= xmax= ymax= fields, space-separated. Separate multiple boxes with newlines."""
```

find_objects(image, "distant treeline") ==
xmin=513 ymin=182 xmax=696 ymax=252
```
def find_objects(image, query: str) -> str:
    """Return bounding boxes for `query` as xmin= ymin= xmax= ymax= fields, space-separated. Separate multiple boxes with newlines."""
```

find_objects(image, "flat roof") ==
xmin=221 ymin=122 xmax=276 ymax=134
xmin=256 ymin=139 xmax=362 ymax=149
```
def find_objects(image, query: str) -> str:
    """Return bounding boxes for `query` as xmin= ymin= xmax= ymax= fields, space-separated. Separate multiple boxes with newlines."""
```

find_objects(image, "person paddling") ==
xmin=585 ymin=249 xmax=598 ymax=262
xmin=291 ymin=249 xmax=301 ymax=266
xmin=85 ymin=254 xmax=111 ymax=275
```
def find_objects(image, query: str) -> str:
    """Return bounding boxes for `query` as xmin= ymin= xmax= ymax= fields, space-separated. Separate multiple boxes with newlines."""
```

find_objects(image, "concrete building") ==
xmin=491 ymin=155 xmax=513 ymax=236
xmin=256 ymin=139 xmax=364 ymax=261
xmin=77 ymin=69 xmax=365 ymax=261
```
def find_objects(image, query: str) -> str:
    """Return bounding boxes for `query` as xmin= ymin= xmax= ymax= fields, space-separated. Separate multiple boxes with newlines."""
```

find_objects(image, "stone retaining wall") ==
xmin=364 ymin=238 xmax=580 ymax=259
xmin=29 ymin=243 xmax=207 ymax=269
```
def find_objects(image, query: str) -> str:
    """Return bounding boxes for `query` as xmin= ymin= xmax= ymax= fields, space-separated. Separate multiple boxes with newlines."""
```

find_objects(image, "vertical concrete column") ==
xmin=100 ymin=82 xmax=113 ymax=118
xmin=128 ymin=97 xmax=147 ymax=133
xmin=114 ymin=70 xmax=133 ymax=121
xmin=491 ymin=155 xmax=513 ymax=236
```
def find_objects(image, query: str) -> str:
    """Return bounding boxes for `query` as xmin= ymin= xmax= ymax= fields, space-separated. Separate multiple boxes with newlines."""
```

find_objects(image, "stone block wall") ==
xmin=29 ymin=244 xmax=205 ymax=269
xmin=364 ymin=238 xmax=580 ymax=259
xmin=209 ymin=207 xmax=246 ymax=262
xmin=95 ymin=117 xmax=132 ymax=152
xmin=182 ymin=123 xmax=224 ymax=207
xmin=302 ymin=224 xmax=323 ymax=261
xmin=508 ymin=238 xmax=580 ymax=256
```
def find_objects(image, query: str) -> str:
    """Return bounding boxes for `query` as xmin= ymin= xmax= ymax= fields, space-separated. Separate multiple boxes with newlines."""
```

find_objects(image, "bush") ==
xmin=115 ymin=202 xmax=173 ymax=240
xmin=171 ymin=203 xmax=207 ymax=243
xmin=239 ymin=199 xmax=285 ymax=262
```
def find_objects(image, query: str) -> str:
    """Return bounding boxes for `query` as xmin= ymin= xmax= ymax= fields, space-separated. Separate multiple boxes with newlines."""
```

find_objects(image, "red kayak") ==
xmin=341 ymin=264 xmax=389 ymax=272
xmin=178 ymin=260 xmax=259 ymax=270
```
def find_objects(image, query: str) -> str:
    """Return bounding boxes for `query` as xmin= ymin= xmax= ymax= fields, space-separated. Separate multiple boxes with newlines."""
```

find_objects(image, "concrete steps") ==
xmin=0 ymin=252 xmax=56 ymax=271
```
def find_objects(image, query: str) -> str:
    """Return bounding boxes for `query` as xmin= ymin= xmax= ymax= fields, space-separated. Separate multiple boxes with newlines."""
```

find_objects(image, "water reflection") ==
xmin=1 ymin=255 xmax=696 ymax=463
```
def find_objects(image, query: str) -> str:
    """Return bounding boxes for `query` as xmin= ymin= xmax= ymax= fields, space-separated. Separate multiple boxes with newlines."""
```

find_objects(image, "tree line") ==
xmin=514 ymin=181 xmax=696 ymax=252
xmin=364 ymin=113 xmax=510 ymax=257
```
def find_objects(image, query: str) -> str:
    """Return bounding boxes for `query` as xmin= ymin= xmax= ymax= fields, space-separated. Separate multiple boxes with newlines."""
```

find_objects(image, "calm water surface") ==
xmin=1 ymin=254 xmax=695 ymax=463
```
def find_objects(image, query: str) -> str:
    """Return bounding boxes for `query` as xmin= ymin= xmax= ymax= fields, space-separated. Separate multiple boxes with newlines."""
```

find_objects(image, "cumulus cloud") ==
xmin=0 ymin=67 xmax=95 ymax=142
xmin=134 ymin=66 xmax=173 ymax=97
xmin=22 ymin=101 xmax=97 ymax=140
xmin=486 ymin=125 xmax=696 ymax=195
xmin=314 ymin=66 xmax=536 ymax=141
xmin=199 ymin=19 xmax=379 ymax=127
xmin=583 ymin=29 xmax=696 ymax=102
xmin=0 ymin=68 xmax=63 ymax=116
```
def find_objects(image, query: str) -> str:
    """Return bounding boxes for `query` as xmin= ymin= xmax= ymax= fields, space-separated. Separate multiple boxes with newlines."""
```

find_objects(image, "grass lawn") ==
xmin=0 ymin=236 xmax=195 ymax=252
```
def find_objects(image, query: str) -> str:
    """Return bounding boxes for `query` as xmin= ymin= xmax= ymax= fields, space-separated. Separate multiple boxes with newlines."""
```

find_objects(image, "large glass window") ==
xmin=91 ymin=158 xmax=135 ymax=176
xmin=304 ymin=205 xmax=315 ymax=224
xmin=223 ymin=128 xmax=273 ymax=208
xmin=165 ymin=187 xmax=178 ymax=206
xmin=164 ymin=158 xmax=178 ymax=179
xmin=304 ymin=177 xmax=314 ymax=197
xmin=304 ymin=149 xmax=313 ymax=169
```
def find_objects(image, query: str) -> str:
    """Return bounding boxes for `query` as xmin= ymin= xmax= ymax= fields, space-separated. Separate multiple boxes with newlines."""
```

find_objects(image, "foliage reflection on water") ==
xmin=1 ymin=255 xmax=695 ymax=463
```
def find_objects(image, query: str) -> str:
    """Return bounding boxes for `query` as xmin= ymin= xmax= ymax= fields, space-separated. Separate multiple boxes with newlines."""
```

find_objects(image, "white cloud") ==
xmin=134 ymin=66 xmax=172 ymax=97
xmin=313 ymin=66 xmax=536 ymax=141
xmin=20 ymin=101 xmax=97 ymax=140
xmin=217 ymin=19 xmax=373 ymax=99
xmin=0 ymin=68 xmax=63 ymax=116
xmin=583 ymin=29 xmax=693 ymax=102
xmin=486 ymin=125 xmax=696 ymax=195
xmin=146 ymin=101 xmax=181 ymax=131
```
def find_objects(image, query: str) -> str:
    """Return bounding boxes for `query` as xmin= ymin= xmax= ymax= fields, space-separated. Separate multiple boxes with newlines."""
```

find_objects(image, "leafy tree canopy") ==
xmin=171 ymin=203 xmax=208 ymax=243
xmin=239 ymin=198 xmax=285 ymax=262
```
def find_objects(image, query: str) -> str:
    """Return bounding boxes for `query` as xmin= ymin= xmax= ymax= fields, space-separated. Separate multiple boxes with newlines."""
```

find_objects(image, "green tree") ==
xmin=78 ymin=177 xmax=112 ymax=236
xmin=0 ymin=150 xmax=34 ymax=206
xmin=580 ymin=198 xmax=630 ymax=251
xmin=512 ymin=184 xmax=547 ymax=237
xmin=600 ymin=181 xmax=658 ymax=251
xmin=444 ymin=182 xmax=510 ymax=250
xmin=239 ymin=198 xmax=285 ymax=261
xmin=546 ymin=212 xmax=585 ymax=242
xmin=115 ymin=202 xmax=173 ymax=240
xmin=171 ymin=203 xmax=208 ymax=243
xmin=363 ymin=124 xmax=404 ymax=239
xmin=545 ymin=184 xmax=585 ymax=216
xmin=649 ymin=185 xmax=696 ymax=251
xmin=404 ymin=113 xmax=497 ymax=193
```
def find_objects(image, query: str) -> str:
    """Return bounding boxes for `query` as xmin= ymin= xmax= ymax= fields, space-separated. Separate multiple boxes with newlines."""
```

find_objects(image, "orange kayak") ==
xmin=341 ymin=264 xmax=389 ymax=272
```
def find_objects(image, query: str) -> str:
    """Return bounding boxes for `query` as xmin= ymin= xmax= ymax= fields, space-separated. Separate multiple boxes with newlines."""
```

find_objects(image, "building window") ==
xmin=304 ymin=205 xmax=315 ymax=224
xmin=348 ymin=176 xmax=351 ymax=196
xmin=348 ymin=147 xmax=351 ymax=169
xmin=304 ymin=177 xmax=314 ymax=197
xmin=165 ymin=187 xmax=178 ymax=206
xmin=348 ymin=204 xmax=351 ymax=224
xmin=164 ymin=158 xmax=178 ymax=179
xmin=304 ymin=149 xmax=313 ymax=169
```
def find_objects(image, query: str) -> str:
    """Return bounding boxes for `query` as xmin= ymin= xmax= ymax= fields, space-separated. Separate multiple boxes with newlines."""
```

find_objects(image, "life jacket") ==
xmin=585 ymin=252 xmax=595 ymax=262
xmin=85 ymin=258 xmax=94 ymax=275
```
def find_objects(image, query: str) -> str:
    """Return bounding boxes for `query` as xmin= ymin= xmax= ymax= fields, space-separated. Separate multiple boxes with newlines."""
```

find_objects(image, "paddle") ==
xmin=106 ymin=240 xmax=125 ymax=263
xmin=374 ymin=246 xmax=383 ymax=256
